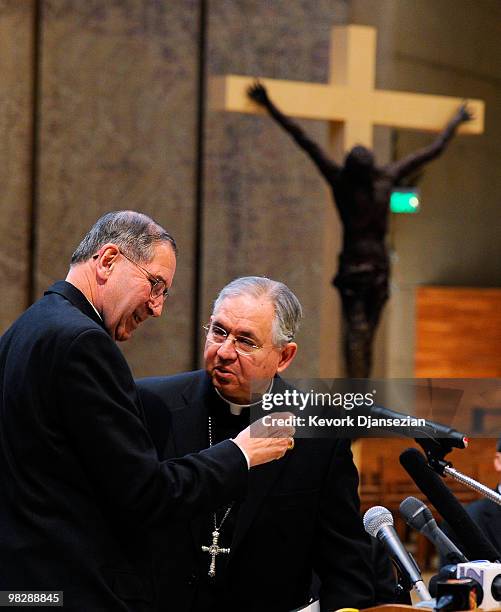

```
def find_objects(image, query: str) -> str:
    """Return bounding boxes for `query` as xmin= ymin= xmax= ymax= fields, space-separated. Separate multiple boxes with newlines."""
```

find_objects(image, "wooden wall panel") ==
xmin=35 ymin=0 xmax=199 ymax=376
xmin=360 ymin=437 xmax=498 ymax=512
xmin=0 ymin=1 xmax=34 ymax=332
xmin=361 ymin=286 xmax=501 ymax=542
xmin=359 ymin=436 xmax=498 ymax=570
xmin=416 ymin=287 xmax=501 ymax=377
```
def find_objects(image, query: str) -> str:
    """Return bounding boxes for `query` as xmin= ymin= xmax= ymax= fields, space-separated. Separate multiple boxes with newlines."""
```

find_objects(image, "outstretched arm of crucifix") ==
xmin=388 ymin=102 xmax=473 ymax=182
xmin=247 ymin=81 xmax=340 ymax=181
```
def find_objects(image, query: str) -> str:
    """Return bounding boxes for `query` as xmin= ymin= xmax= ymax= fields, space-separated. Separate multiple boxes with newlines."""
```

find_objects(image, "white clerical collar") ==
xmin=85 ymin=296 xmax=102 ymax=321
xmin=214 ymin=379 xmax=274 ymax=415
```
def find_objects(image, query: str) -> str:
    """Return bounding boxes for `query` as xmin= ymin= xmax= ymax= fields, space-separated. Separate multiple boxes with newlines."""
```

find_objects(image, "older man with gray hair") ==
xmin=138 ymin=276 xmax=375 ymax=612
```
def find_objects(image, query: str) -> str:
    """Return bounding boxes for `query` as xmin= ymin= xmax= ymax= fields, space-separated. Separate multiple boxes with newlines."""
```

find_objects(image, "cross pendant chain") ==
xmin=202 ymin=416 xmax=233 ymax=578
xmin=201 ymin=528 xmax=231 ymax=578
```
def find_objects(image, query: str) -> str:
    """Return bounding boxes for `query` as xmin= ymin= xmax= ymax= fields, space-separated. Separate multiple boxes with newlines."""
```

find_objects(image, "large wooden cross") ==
xmin=211 ymin=24 xmax=484 ymax=157
xmin=210 ymin=25 xmax=485 ymax=378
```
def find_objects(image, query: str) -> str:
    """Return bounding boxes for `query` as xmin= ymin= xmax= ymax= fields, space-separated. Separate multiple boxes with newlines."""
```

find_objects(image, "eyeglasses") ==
xmin=203 ymin=323 xmax=269 ymax=356
xmin=93 ymin=250 xmax=169 ymax=300
xmin=119 ymin=250 xmax=169 ymax=300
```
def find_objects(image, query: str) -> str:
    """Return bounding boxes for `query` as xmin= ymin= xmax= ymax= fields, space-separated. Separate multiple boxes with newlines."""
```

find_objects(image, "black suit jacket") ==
xmin=441 ymin=493 xmax=501 ymax=566
xmin=0 ymin=282 xmax=247 ymax=611
xmin=138 ymin=370 xmax=375 ymax=612
xmin=465 ymin=496 xmax=501 ymax=555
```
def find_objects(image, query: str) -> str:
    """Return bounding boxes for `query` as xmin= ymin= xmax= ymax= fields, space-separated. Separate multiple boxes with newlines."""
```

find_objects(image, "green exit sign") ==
xmin=390 ymin=189 xmax=420 ymax=214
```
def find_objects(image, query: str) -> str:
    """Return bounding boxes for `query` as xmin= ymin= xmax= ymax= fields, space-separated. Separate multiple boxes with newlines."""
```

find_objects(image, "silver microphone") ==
xmin=363 ymin=505 xmax=431 ymax=601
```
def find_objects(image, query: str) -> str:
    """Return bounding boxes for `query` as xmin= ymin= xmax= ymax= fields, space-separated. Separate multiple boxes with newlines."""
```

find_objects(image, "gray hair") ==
xmin=213 ymin=276 xmax=303 ymax=346
xmin=70 ymin=210 xmax=177 ymax=264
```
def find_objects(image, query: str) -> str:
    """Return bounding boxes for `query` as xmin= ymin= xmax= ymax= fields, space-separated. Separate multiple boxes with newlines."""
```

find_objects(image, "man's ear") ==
xmin=94 ymin=244 xmax=120 ymax=281
xmin=277 ymin=342 xmax=297 ymax=373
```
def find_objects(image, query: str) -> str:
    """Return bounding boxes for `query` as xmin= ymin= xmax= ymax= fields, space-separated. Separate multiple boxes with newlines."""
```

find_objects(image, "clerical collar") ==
xmin=214 ymin=379 xmax=274 ymax=415
xmin=85 ymin=296 xmax=102 ymax=321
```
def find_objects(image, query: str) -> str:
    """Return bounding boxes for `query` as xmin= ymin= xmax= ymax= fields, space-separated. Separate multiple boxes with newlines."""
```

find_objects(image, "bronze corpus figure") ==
xmin=248 ymin=82 xmax=472 ymax=377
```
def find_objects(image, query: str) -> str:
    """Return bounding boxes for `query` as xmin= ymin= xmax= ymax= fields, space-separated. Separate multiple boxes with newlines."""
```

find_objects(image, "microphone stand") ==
xmin=416 ymin=436 xmax=501 ymax=507
xmin=393 ymin=567 xmax=412 ymax=601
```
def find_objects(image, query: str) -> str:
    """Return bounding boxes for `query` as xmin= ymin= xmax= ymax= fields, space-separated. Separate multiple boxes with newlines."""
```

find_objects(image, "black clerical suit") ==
xmin=465 ymin=494 xmax=501 ymax=555
xmin=0 ymin=282 xmax=247 ymax=612
xmin=138 ymin=370 xmax=375 ymax=612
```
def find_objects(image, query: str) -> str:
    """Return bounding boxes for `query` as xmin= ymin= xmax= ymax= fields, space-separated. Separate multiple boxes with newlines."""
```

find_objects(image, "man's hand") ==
xmin=456 ymin=101 xmax=474 ymax=123
xmin=234 ymin=412 xmax=295 ymax=467
xmin=247 ymin=80 xmax=270 ymax=107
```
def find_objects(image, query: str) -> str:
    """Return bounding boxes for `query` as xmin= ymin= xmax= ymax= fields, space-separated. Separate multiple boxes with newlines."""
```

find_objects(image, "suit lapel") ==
xmin=230 ymin=376 xmax=292 ymax=557
xmin=169 ymin=375 xmax=210 ymax=458
xmin=168 ymin=372 xmax=212 ymax=551
xmin=479 ymin=500 xmax=501 ymax=552
xmin=44 ymin=281 xmax=106 ymax=330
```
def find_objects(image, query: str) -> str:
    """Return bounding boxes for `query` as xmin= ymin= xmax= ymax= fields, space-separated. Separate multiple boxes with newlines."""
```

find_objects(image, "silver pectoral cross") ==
xmin=201 ymin=529 xmax=231 ymax=577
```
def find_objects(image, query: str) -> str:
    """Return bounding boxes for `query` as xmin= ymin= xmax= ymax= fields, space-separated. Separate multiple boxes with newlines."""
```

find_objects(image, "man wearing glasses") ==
xmin=138 ymin=276 xmax=375 ymax=612
xmin=0 ymin=213 xmax=291 ymax=612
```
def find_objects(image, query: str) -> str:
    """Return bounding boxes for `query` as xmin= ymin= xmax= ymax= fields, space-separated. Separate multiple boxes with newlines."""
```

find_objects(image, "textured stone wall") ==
xmin=34 ymin=0 xmax=199 ymax=375
xmin=0 ymin=1 xmax=34 ymax=331
xmin=202 ymin=0 xmax=349 ymax=377
xmin=0 ymin=0 xmax=349 ymax=378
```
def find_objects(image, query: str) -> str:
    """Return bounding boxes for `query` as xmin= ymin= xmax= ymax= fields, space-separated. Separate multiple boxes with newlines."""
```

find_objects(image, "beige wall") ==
xmin=351 ymin=0 xmax=501 ymax=376
xmin=0 ymin=1 xmax=34 ymax=331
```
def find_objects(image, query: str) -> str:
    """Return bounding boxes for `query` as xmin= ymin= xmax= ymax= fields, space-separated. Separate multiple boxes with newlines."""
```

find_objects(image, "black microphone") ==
xmin=399 ymin=448 xmax=500 ymax=562
xmin=400 ymin=496 xmax=468 ymax=565
xmin=370 ymin=404 xmax=468 ymax=450
xmin=363 ymin=505 xmax=431 ymax=601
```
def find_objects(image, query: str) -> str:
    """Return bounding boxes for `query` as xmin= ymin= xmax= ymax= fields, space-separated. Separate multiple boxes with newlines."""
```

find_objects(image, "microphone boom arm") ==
xmin=415 ymin=437 xmax=501 ymax=508
xmin=442 ymin=465 xmax=501 ymax=507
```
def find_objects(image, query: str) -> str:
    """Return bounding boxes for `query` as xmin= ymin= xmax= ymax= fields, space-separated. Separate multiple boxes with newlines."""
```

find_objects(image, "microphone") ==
xmin=399 ymin=448 xmax=500 ymax=562
xmin=370 ymin=404 xmax=468 ymax=450
xmin=363 ymin=505 xmax=431 ymax=601
xmin=400 ymin=496 xmax=468 ymax=564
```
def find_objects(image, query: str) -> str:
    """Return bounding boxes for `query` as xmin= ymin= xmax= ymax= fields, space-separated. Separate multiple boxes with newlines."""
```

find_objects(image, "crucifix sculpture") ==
xmin=212 ymin=25 xmax=485 ymax=377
